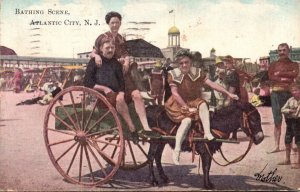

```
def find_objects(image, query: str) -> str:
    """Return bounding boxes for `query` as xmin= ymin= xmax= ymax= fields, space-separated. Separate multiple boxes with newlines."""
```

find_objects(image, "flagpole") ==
xmin=169 ymin=10 xmax=175 ymax=26
xmin=173 ymin=11 xmax=175 ymax=26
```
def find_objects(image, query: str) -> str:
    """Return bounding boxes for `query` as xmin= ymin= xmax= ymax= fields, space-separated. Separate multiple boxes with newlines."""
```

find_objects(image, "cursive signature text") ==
xmin=254 ymin=164 xmax=282 ymax=183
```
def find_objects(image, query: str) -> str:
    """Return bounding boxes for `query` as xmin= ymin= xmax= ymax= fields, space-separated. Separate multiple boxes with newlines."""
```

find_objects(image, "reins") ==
xmin=203 ymin=109 xmax=256 ymax=166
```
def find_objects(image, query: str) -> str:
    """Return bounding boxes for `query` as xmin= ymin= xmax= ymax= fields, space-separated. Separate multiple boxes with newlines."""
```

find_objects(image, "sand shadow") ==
xmin=94 ymin=163 xmax=293 ymax=191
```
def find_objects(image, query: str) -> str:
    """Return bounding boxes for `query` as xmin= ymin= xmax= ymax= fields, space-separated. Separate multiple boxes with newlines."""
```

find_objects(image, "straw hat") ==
xmin=155 ymin=60 xmax=162 ymax=67
xmin=215 ymin=57 xmax=223 ymax=65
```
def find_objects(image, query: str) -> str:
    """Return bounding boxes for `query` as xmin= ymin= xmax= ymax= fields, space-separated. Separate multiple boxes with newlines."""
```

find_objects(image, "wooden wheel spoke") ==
xmin=86 ymin=127 xmax=118 ymax=138
xmin=56 ymin=141 xmax=78 ymax=163
xmin=85 ymin=110 xmax=111 ymax=134
xmin=108 ymin=137 xmax=120 ymax=159
xmin=83 ymin=145 xmax=95 ymax=182
xmin=47 ymin=128 xmax=76 ymax=136
xmin=86 ymin=143 xmax=108 ymax=177
xmin=48 ymin=138 xmax=74 ymax=147
xmin=136 ymin=143 xmax=148 ymax=158
xmin=88 ymin=140 xmax=117 ymax=166
xmin=83 ymin=98 xmax=99 ymax=132
xmin=121 ymin=150 xmax=125 ymax=167
xmin=79 ymin=145 xmax=83 ymax=182
xmin=101 ymin=134 xmax=118 ymax=151
xmin=69 ymin=91 xmax=82 ymax=130
xmin=44 ymin=87 xmax=125 ymax=185
xmin=67 ymin=143 xmax=80 ymax=175
xmin=81 ymin=91 xmax=86 ymax=130
xmin=50 ymin=111 xmax=76 ymax=132
xmin=126 ymin=140 xmax=137 ymax=166
xmin=93 ymin=138 xmax=121 ymax=148
xmin=57 ymin=99 xmax=79 ymax=131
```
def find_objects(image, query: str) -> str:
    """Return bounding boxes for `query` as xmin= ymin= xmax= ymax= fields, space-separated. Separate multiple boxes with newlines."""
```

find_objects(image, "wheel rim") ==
xmin=107 ymin=102 xmax=150 ymax=170
xmin=43 ymin=86 xmax=124 ymax=186
xmin=119 ymin=139 xmax=150 ymax=170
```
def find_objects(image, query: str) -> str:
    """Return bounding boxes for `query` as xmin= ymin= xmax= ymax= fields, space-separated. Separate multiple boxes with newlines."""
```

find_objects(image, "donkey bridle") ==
xmin=204 ymin=109 xmax=257 ymax=166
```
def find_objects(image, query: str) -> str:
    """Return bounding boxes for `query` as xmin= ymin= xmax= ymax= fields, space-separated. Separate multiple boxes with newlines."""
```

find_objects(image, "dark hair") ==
xmin=278 ymin=43 xmax=289 ymax=50
xmin=175 ymin=49 xmax=193 ymax=62
xmin=105 ymin=11 xmax=122 ymax=24
xmin=99 ymin=36 xmax=115 ymax=48
xmin=223 ymin=55 xmax=234 ymax=62
xmin=193 ymin=51 xmax=202 ymax=60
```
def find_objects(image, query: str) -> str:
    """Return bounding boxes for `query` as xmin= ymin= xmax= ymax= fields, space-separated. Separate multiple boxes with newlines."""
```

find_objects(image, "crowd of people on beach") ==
xmin=1 ymin=10 xmax=299 ymax=169
xmin=81 ymin=11 xmax=299 ymax=168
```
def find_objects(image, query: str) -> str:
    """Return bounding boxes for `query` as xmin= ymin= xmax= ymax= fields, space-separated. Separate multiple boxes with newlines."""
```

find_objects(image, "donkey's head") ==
xmin=236 ymin=101 xmax=264 ymax=145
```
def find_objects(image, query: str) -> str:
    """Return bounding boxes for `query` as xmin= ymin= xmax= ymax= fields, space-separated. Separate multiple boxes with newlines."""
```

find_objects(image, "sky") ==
xmin=1 ymin=0 xmax=300 ymax=61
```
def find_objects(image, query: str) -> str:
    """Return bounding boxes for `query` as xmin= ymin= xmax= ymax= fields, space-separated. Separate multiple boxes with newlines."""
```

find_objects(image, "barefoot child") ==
xmin=279 ymin=83 xmax=300 ymax=169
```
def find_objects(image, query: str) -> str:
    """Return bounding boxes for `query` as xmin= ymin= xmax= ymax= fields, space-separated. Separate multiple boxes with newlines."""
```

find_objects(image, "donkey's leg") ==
xmin=154 ymin=143 xmax=169 ymax=184
xmin=199 ymin=147 xmax=214 ymax=189
xmin=148 ymin=142 xmax=159 ymax=186
xmin=231 ymin=130 xmax=237 ymax=140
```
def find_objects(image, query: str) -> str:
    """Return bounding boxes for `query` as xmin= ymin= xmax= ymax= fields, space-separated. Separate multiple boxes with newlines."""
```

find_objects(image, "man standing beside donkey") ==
xmin=268 ymin=43 xmax=299 ymax=153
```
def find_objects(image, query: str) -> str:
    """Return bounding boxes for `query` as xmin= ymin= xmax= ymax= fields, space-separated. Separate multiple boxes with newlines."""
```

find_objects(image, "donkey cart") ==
xmin=43 ymin=86 xmax=259 ymax=187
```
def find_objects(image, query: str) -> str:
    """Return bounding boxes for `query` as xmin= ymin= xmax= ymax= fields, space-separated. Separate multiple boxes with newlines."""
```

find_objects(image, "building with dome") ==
xmin=161 ymin=25 xmax=188 ymax=62
xmin=0 ymin=46 xmax=17 ymax=56
xmin=167 ymin=26 xmax=180 ymax=47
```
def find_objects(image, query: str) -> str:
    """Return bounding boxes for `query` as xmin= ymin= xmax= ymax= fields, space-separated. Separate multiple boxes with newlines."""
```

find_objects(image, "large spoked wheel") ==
xmin=114 ymin=102 xmax=150 ymax=170
xmin=119 ymin=137 xmax=150 ymax=170
xmin=43 ymin=86 xmax=124 ymax=186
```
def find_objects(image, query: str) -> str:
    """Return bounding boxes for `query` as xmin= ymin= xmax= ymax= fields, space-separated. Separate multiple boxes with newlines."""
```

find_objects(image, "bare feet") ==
xmin=267 ymin=148 xmax=280 ymax=154
xmin=204 ymin=133 xmax=215 ymax=141
xmin=291 ymin=164 xmax=300 ymax=169
xmin=144 ymin=128 xmax=153 ymax=132
xmin=278 ymin=160 xmax=291 ymax=165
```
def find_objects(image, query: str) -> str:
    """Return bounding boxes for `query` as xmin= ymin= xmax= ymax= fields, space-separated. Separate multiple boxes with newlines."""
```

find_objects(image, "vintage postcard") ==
xmin=0 ymin=0 xmax=300 ymax=191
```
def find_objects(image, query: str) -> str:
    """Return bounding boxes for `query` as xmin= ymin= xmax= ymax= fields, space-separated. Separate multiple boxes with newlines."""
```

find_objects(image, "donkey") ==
xmin=145 ymin=101 xmax=264 ymax=189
